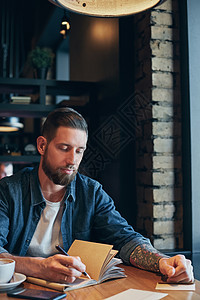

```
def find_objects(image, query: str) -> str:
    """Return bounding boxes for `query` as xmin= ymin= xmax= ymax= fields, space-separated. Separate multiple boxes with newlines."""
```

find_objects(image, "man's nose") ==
xmin=65 ymin=149 xmax=76 ymax=165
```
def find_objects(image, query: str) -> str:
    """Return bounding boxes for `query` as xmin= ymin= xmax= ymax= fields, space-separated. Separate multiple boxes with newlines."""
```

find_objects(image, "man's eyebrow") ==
xmin=58 ymin=143 xmax=86 ymax=149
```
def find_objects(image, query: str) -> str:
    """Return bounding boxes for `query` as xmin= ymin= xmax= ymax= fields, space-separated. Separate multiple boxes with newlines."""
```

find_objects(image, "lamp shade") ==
xmin=49 ymin=0 xmax=167 ymax=17
xmin=0 ymin=117 xmax=24 ymax=132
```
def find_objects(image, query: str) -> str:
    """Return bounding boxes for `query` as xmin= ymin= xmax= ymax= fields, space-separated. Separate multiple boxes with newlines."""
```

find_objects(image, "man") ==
xmin=0 ymin=107 xmax=193 ymax=284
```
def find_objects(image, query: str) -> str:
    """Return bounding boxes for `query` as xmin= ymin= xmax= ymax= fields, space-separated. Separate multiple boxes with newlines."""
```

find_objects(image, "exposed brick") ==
xmin=153 ymin=155 xmax=174 ymax=169
xmin=153 ymin=73 xmax=174 ymax=89
xmin=153 ymin=121 xmax=173 ymax=136
xmin=153 ymin=171 xmax=174 ymax=186
xmin=153 ymin=204 xmax=175 ymax=218
xmin=153 ymin=137 xmax=173 ymax=153
xmin=153 ymin=122 xmax=182 ymax=136
xmin=151 ymin=40 xmax=180 ymax=58
xmin=151 ymin=26 xmax=173 ymax=41
xmin=152 ymin=57 xmax=174 ymax=72
xmin=152 ymin=26 xmax=179 ymax=42
xmin=151 ymin=11 xmax=173 ymax=27
xmin=151 ymin=40 xmax=174 ymax=58
xmin=153 ymin=187 xmax=182 ymax=203
xmin=152 ymin=88 xmax=177 ymax=102
xmin=152 ymin=106 xmax=174 ymax=121
xmin=153 ymin=236 xmax=175 ymax=250
xmin=153 ymin=188 xmax=174 ymax=203
xmin=154 ymin=220 xmax=174 ymax=235
xmin=135 ymin=0 xmax=183 ymax=250
xmin=153 ymin=155 xmax=182 ymax=169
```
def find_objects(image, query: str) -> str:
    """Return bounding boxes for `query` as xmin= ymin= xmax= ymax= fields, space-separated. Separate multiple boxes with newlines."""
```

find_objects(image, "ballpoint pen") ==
xmin=55 ymin=244 xmax=91 ymax=279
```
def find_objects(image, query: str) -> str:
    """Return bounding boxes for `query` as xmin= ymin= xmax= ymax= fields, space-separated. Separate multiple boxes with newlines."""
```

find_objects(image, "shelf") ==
xmin=0 ymin=155 xmax=40 ymax=164
xmin=0 ymin=77 xmax=97 ymax=117
xmin=0 ymin=77 xmax=97 ymax=96
xmin=0 ymin=104 xmax=57 ymax=117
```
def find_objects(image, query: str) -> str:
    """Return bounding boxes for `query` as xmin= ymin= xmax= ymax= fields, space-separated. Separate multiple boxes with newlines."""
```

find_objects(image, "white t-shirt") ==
xmin=27 ymin=199 xmax=64 ymax=257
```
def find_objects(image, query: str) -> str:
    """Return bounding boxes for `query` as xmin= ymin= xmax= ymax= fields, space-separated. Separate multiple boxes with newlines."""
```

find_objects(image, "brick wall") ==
xmin=134 ymin=0 xmax=183 ymax=250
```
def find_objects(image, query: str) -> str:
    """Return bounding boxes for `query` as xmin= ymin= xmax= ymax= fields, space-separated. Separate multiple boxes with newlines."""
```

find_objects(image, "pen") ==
xmin=55 ymin=244 xmax=91 ymax=279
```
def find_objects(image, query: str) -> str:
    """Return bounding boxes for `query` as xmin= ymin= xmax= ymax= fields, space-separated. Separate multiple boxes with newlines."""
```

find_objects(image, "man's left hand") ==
xmin=159 ymin=255 xmax=194 ymax=283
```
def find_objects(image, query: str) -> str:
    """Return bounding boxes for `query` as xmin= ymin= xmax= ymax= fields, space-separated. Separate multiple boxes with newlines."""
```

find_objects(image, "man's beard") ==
xmin=42 ymin=152 xmax=77 ymax=186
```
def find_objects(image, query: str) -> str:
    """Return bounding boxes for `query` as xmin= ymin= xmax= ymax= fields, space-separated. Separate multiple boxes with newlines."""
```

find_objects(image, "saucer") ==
xmin=0 ymin=273 xmax=26 ymax=292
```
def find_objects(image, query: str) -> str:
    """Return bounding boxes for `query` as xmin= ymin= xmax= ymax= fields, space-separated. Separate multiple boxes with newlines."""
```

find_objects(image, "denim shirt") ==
xmin=0 ymin=166 xmax=150 ymax=264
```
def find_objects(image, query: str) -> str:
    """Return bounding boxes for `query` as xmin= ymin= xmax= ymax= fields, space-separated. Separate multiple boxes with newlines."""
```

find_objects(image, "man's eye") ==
xmin=77 ymin=149 xmax=85 ymax=154
xmin=59 ymin=146 xmax=68 ymax=151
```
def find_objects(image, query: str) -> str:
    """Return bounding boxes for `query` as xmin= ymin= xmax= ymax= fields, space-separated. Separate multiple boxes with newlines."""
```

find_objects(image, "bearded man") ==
xmin=0 ymin=107 xmax=193 ymax=284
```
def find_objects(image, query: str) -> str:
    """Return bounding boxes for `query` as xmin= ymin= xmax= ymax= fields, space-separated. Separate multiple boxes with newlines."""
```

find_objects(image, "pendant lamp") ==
xmin=49 ymin=0 xmax=167 ymax=17
xmin=0 ymin=117 xmax=24 ymax=133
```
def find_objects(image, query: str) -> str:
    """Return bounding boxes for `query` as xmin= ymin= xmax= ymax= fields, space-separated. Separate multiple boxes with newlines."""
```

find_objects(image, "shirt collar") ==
xmin=64 ymin=175 xmax=76 ymax=203
xmin=30 ymin=166 xmax=76 ymax=205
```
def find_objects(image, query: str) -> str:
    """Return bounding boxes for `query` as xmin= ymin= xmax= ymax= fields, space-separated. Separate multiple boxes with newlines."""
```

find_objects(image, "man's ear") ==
xmin=37 ymin=136 xmax=47 ymax=155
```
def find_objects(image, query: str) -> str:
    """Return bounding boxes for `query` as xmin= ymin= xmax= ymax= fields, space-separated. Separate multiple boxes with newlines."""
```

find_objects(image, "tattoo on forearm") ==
xmin=130 ymin=244 xmax=167 ymax=273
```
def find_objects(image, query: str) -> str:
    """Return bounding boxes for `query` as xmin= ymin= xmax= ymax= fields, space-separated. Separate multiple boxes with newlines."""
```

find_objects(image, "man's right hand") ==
xmin=0 ymin=253 xmax=86 ymax=283
xmin=38 ymin=254 xmax=86 ymax=283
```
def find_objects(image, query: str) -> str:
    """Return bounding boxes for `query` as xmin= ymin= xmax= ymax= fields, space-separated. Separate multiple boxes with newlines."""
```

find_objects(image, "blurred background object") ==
xmin=0 ymin=163 xmax=13 ymax=179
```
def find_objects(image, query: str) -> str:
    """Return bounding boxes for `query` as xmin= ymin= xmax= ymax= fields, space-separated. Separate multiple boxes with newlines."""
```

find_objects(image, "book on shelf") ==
xmin=27 ymin=240 xmax=126 ymax=292
xmin=10 ymin=96 xmax=31 ymax=104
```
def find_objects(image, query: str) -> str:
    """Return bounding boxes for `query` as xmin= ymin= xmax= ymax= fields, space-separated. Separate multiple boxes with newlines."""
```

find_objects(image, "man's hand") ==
xmin=0 ymin=252 xmax=86 ymax=284
xmin=37 ymin=254 xmax=86 ymax=283
xmin=129 ymin=244 xmax=194 ymax=284
xmin=159 ymin=255 xmax=194 ymax=283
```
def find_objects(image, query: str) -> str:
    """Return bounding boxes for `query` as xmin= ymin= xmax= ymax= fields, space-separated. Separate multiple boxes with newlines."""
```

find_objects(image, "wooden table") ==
xmin=1 ymin=265 xmax=200 ymax=299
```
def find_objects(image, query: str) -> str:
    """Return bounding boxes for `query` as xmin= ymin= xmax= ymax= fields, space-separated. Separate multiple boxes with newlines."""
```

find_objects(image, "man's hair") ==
xmin=41 ymin=107 xmax=88 ymax=142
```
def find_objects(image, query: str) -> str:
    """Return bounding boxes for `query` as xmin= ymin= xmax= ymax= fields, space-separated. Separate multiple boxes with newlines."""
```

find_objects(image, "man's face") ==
xmin=42 ymin=126 xmax=87 ymax=186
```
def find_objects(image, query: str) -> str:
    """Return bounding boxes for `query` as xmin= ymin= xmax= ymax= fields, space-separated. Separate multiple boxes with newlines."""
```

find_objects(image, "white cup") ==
xmin=0 ymin=258 xmax=15 ymax=284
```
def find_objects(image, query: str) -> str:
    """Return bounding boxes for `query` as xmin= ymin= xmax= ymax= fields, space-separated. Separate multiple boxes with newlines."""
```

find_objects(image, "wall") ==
xmin=69 ymin=14 xmax=120 ymax=102
xmin=134 ymin=0 xmax=183 ymax=250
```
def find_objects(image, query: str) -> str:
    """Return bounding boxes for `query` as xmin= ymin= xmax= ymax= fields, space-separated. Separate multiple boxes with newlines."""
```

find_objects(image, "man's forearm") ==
xmin=0 ymin=252 xmax=43 ymax=277
xmin=130 ymin=243 xmax=168 ymax=273
xmin=0 ymin=251 xmax=86 ymax=283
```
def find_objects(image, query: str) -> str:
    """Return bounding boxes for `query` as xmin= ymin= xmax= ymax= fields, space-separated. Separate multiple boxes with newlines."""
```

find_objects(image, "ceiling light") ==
xmin=0 ymin=117 xmax=24 ymax=133
xmin=49 ymin=0 xmax=167 ymax=17
xmin=60 ymin=11 xmax=70 ymax=39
